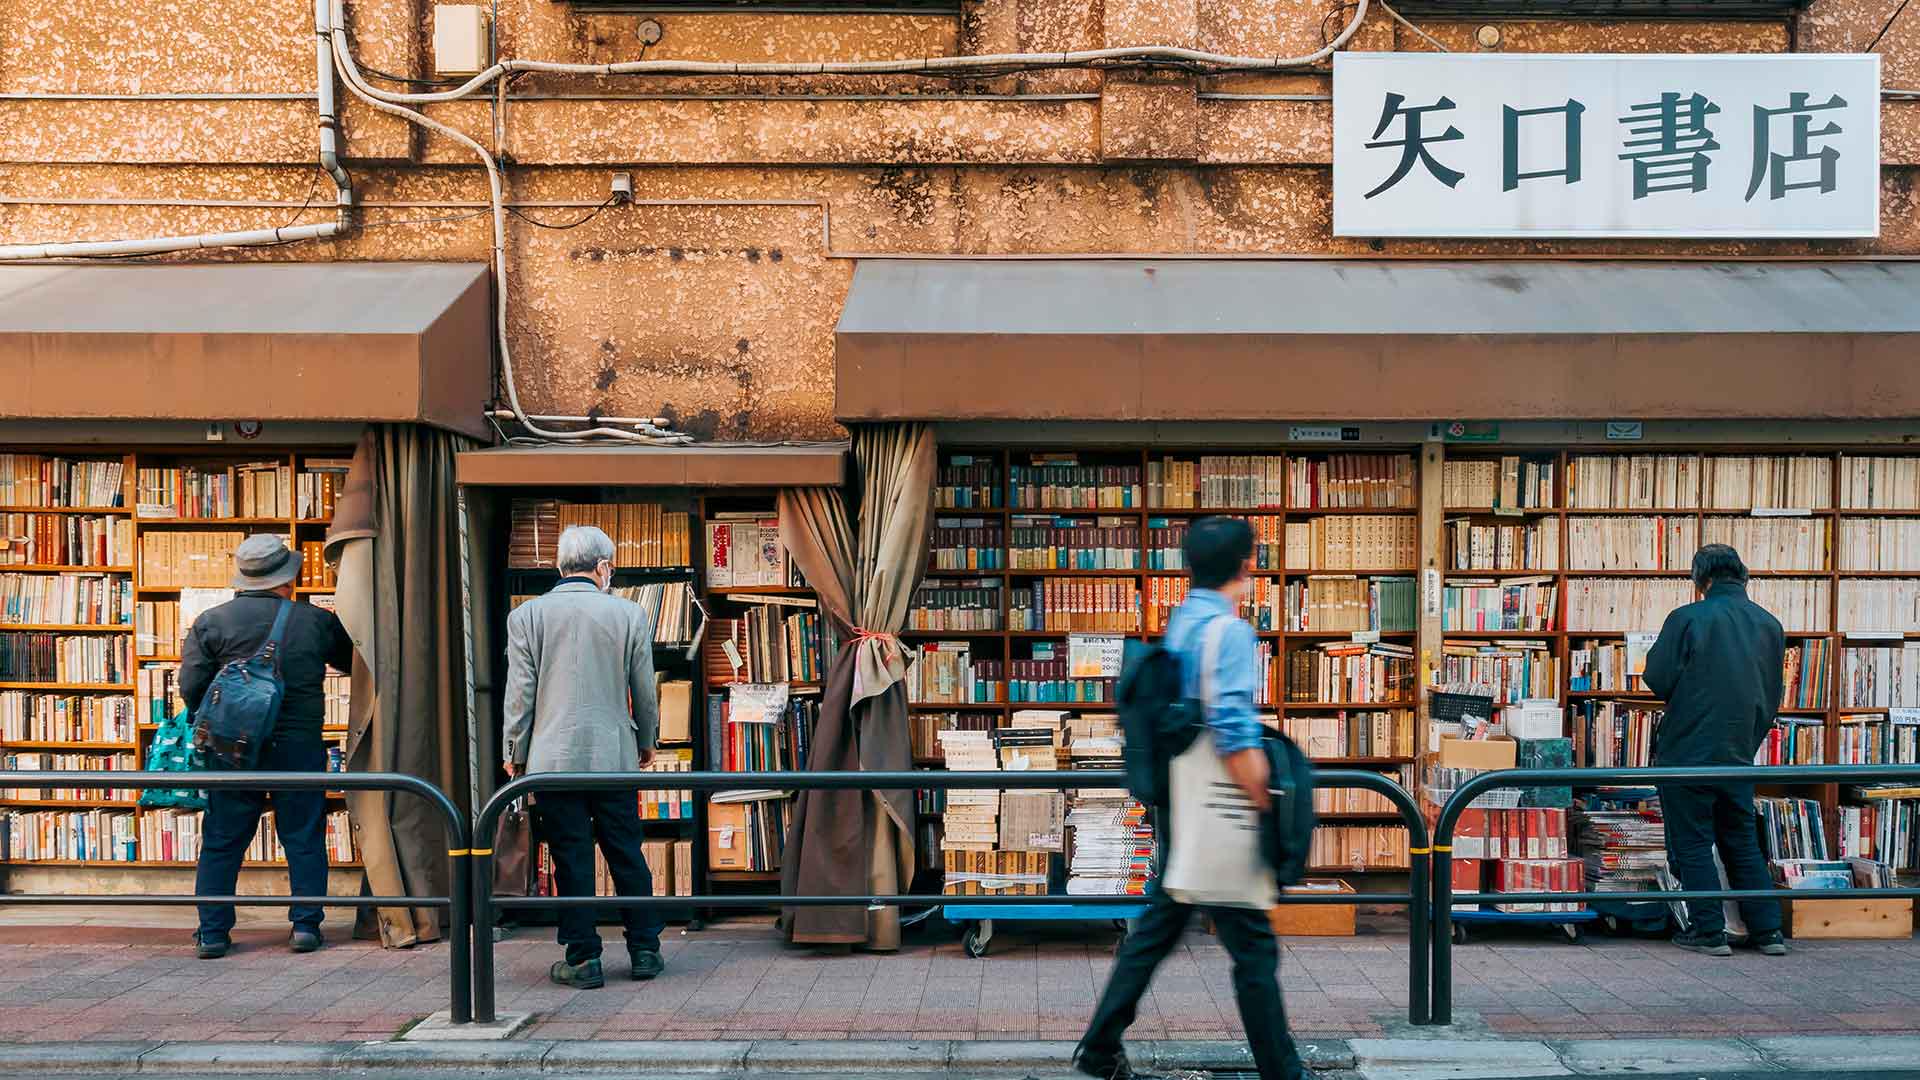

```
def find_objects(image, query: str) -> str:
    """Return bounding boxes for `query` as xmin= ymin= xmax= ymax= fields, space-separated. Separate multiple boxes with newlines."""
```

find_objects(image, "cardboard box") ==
xmin=706 ymin=802 xmax=751 ymax=871
xmin=1506 ymin=700 xmax=1565 ymax=741
xmin=1439 ymin=735 xmax=1517 ymax=770
xmin=1268 ymin=878 xmax=1357 ymax=936
xmin=657 ymin=678 xmax=693 ymax=743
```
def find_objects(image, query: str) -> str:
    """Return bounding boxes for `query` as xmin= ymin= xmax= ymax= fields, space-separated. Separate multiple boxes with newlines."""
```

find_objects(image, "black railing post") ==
xmin=1408 ymin=842 xmax=1431 ymax=1025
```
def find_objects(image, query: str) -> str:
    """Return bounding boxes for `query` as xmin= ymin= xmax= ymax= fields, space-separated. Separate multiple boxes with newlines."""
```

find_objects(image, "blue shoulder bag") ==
xmin=191 ymin=599 xmax=293 ymax=769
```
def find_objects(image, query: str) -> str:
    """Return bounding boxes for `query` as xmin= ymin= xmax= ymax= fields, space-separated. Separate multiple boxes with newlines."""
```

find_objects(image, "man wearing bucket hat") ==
xmin=182 ymin=534 xmax=356 ymax=959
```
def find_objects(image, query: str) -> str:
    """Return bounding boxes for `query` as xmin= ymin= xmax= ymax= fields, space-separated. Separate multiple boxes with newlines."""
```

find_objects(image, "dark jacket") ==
xmin=1643 ymin=581 xmax=1785 ymax=767
xmin=180 ymin=591 xmax=355 ymax=745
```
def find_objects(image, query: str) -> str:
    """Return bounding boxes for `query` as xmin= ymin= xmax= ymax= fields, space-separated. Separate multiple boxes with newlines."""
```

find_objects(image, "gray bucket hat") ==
xmin=231 ymin=533 xmax=304 ymax=590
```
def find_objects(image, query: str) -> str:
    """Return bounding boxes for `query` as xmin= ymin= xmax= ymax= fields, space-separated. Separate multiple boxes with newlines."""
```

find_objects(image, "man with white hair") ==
xmin=504 ymin=524 xmax=665 ymax=988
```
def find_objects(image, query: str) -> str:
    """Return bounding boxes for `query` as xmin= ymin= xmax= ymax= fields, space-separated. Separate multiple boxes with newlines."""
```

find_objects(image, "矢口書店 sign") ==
xmin=1332 ymin=53 xmax=1880 ymax=238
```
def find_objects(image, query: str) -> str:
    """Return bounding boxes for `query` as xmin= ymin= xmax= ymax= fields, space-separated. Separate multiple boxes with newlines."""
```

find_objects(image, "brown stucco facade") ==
xmin=3 ymin=0 xmax=1917 ymax=439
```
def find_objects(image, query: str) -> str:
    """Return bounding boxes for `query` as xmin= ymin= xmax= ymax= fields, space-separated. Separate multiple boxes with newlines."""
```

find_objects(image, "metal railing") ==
xmin=472 ymin=767 xmax=1434 ymax=1026
xmin=0 ymin=769 xmax=473 ymax=1024
xmin=1428 ymin=763 xmax=1920 ymax=1025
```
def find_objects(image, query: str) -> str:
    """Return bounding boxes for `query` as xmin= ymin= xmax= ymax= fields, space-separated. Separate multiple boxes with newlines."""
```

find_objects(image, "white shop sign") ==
xmin=1332 ymin=52 xmax=1880 ymax=238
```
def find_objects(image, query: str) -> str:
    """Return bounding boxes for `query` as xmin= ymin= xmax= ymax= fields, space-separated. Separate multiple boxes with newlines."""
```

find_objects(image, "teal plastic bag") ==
xmin=138 ymin=706 xmax=207 ymax=811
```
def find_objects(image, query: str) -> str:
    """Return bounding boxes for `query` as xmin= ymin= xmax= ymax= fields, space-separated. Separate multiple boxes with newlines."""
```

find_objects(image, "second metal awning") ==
xmin=834 ymin=259 xmax=1920 ymax=422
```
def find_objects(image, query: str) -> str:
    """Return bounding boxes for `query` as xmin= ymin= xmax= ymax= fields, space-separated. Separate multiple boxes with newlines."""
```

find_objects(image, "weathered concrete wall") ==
xmin=1 ymin=0 xmax=1914 ymax=439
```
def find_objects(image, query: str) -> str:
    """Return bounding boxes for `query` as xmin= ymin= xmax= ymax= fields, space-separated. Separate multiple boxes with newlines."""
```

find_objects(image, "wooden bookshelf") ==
xmin=1 ymin=446 xmax=355 ymax=871
xmin=1438 ymin=447 xmax=1920 ymax=857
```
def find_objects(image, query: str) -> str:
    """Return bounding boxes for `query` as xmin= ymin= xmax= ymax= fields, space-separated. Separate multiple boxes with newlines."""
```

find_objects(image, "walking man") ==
xmin=1644 ymin=543 xmax=1788 ymax=957
xmin=186 ymin=534 xmax=355 ymax=959
xmin=504 ymin=524 xmax=665 ymax=988
xmin=1077 ymin=517 xmax=1309 ymax=1080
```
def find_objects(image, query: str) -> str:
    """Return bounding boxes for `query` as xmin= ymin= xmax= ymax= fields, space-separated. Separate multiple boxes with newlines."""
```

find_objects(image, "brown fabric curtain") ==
xmin=326 ymin=424 xmax=477 ymax=946
xmin=777 ymin=423 xmax=936 ymax=949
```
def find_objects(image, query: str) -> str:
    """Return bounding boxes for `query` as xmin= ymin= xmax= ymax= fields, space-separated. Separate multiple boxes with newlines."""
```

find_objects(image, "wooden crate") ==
xmin=1268 ymin=878 xmax=1358 ymax=937
xmin=1787 ymin=897 xmax=1914 ymax=940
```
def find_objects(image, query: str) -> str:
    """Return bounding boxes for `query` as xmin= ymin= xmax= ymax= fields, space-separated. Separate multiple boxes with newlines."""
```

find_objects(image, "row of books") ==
xmin=1578 ymin=701 xmax=1663 ymax=768
xmin=1007 ymin=516 xmax=1140 ymax=570
xmin=0 ymin=807 xmax=355 ymax=864
xmin=1842 ymin=456 xmax=1920 ymax=510
xmin=0 ymin=514 xmax=133 ymax=568
xmin=936 ymin=456 xmax=1001 ymax=509
xmin=1289 ymin=454 xmax=1416 ymax=510
xmin=1311 ymin=825 xmax=1411 ymax=871
xmin=1008 ymin=579 xmax=1141 ymax=633
xmin=1759 ymin=718 xmax=1826 ymax=765
xmin=138 ymin=530 xmax=246 ymax=588
xmin=704 ymin=610 xmax=829 ymax=686
xmin=1700 ymin=517 xmax=1829 ymax=572
xmin=1783 ymin=638 xmax=1834 ymax=709
xmin=1839 ymin=645 xmax=1920 ymax=708
xmin=1148 ymin=455 xmax=1287 ymax=509
xmin=137 ymin=664 xmax=185 ymax=728
xmin=1315 ymin=763 xmax=1417 ymax=815
xmin=1441 ymin=641 xmax=1561 ymax=704
xmin=1565 ymin=577 xmax=1829 ymax=633
xmin=134 ymin=600 xmax=184 ymax=658
xmin=1006 ymin=659 xmax=1119 ymax=705
xmin=1569 ymin=639 xmax=1651 ymax=694
xmin=528 ymin=838 xmax=695 ymax=899
xmin=1290 ymin=514 xmax=1418 ymax=570
xmin=297 ymin=542 xmax=336 ymax=590
xmin=929 ymin=518 xmax=1004 ymax=571
xmin=1008 ymin=458 xmax=1142 ymax=509
xmin=1283 ymin=642 xmax=1414 ymax=704
xmin=1286 ymin=576 xmax=1416 ymax=633
xmin=1836 ymin=713 xmax=1920 ymax=764
xmin=1567 ymin=454 xmax=1834 ymax=510
xmin=1701 ymin=456 xmax=1833 ymax=511
xmin=905 ymin=644 xmax=1003 ymax=704
xmin=712 ymin=694 xmax=815 ymax=774
xmin=1564 ymin=516 xmax=1698 ymax=572
xmin=0 ymin=573 xmax=131 ymax=627
xmin=906 ymin=580 xmax=1001 ymax=631
xmin=1446 ymin=518 xmax=1560 ymax=572
xmin=135 ymin=462 xmax=345 ymax=521
xmin=1443 ymin=457 xmax=1557 ymax=509
xmin=0 ymin=752 xmax=139 ymax=801
xmin=0 ymin=692 xmax=136 ymax=743
xmin=1839 ymin=797 xmax=1918 ymax=873
xmin=707 ymin=793 xmax=790 ymax=872
xmin=1838 ymin=518 xmax=1920 ymax=572
xmin=324 ymin=673 xmax=351 ymax=728
xmin=507 ymin=499 xmax=695 ymax=571
xmin=1274 ymin=709 xmax=1414 ymax=760
xmin=610 ymin=580 xmax=701 ymax=645
xmin=1441 ymin=578 xmax=1558 ymax=632
xmin=0 ymin=632 xmax=130 ymax=684
xmin=1567 ymin=454 xmax=1703 ymax=510
xmin=908 ymin=711 xmax=999 ymax=761
xmin=1757 ymin=796 xmax=1829 ymax=861
xmin=0 ymin=457 xmax=124 ymax=510
xmin=1837 ymin=579 xmax=1920 ymax=633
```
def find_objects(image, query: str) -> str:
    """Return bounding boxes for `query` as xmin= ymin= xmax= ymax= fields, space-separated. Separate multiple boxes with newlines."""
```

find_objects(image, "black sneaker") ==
xmin=1072 ymin=1042 xmax=1134 ymax=1080
xmin=1673 ymin=928 xmax=1732 ymax=957
xmin=629 ymin=949 xmax=664 ymax=981
xmin=290 ymin=928 xmax=323 ymax=954
xmin=550 ymin=957 xmax=605 ymax=989
xmin=195 ymin=935 xmax=230 ymax=960
xmin=1742 ymin=929 xmax=1788 ymax=956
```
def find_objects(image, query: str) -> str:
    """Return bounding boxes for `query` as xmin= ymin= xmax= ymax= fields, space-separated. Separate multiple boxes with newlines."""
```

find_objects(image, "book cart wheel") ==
xmin=1560 ymin=922 xmax=1586 ymax=944
xmin=963 ymin=920 xmax=993 ymax=958
xmin=1451 ymin=923 xmax=1470 ymax=945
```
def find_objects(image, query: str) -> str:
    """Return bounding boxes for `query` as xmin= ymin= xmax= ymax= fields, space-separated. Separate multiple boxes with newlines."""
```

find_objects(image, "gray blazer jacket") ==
xmin=503 ymin=579 xmax=659 ymax=774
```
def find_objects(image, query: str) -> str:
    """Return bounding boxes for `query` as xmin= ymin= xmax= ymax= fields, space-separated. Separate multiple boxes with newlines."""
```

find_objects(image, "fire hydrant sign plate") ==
xmin=1332 ymin=52 xmax=1880 ymax=239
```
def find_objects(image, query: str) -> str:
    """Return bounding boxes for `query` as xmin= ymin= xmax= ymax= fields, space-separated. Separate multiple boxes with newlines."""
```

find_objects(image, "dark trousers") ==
xmin=195 ymin=738 xmax=331 ymax=941
xmin=1659 ymin=782 xmax=1783 ymax=937
xmin=1083 ymin=887 xmax=1305 ymax=1080
xmin=535 ymin=790 xmax=664 ymax=964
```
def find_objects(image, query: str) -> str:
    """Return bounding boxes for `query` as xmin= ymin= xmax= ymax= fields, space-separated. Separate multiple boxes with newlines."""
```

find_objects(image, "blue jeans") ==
xmin=195 ymin=738 xmax=331 ymax=941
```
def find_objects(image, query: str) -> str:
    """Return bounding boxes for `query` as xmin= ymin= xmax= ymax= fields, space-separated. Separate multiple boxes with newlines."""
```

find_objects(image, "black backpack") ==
xmin=1262 ymin=733 xmax=1319 ymax=887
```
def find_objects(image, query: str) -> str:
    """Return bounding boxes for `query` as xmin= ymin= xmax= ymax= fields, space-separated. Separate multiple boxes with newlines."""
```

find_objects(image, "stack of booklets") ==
xmin=1573 ymin=790 xmax=1667 ymax=894
xmin=937 ymin=729 xmax=999 ymax=851
xmin=1063 ymin=713 xmax=1152 ymax=896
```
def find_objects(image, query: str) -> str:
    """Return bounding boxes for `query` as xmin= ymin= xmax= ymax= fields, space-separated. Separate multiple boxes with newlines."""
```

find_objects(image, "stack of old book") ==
xmin=1572 ymin=789 xmax=1667 ymax=894
xmin=1063 ymin=712 xmax=1153 ymax=896
xmin=937 ymin=729 xmax=999 ymax=852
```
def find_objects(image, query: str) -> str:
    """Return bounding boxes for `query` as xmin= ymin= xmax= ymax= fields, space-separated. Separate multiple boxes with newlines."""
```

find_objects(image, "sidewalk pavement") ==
xmin=0 ymin=915 xmax=1914 ymax=1046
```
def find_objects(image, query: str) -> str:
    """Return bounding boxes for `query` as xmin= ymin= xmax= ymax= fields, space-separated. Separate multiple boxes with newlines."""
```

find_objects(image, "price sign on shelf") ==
xmin=1069 ymin=634 xmax=1126 ymax=679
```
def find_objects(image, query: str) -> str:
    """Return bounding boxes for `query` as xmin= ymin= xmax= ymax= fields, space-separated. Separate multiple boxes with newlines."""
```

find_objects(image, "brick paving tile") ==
xmin=0 ymin=922 xmax=1914 ymax=1043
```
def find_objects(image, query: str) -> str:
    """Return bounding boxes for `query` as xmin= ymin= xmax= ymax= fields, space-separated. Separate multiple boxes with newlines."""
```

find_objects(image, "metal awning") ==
xmin=0 ymin=262 xmax=493 ymax=438
xmin=455 ymin=443 xmax=847 ymax=488
xmin=834 ymin=259 xmax=1920 ymax=423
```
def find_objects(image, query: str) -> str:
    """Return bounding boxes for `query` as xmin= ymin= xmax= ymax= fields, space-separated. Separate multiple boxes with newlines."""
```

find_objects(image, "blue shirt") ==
xmin=1162 ymin=587 xmax=1263 ymax=755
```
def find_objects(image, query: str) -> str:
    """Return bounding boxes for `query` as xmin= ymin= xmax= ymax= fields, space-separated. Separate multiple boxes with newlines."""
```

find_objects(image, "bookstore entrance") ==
xmin=0 ymin=262 xmax=493 ymax=925
xmin=830 ymin=257 xmax=1920 ymax=932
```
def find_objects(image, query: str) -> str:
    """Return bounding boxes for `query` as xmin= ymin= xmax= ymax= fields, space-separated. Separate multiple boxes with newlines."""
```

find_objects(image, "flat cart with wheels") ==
xmin=1449 ymin=906 xmax=1599 ymax=944
xmin=943 ymin=902 xmax=1150 ymax=957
